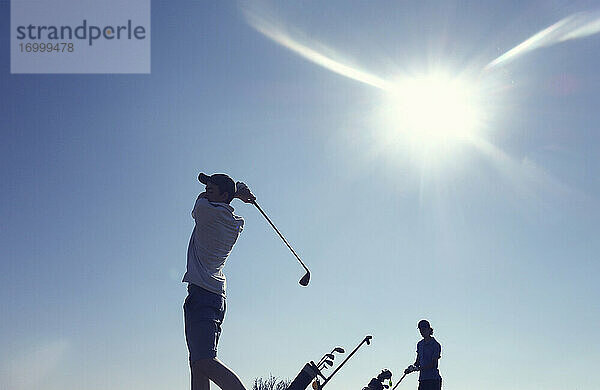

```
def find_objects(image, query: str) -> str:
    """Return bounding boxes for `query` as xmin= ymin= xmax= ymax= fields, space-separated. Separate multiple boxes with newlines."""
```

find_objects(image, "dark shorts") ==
xmin=418 ymin=379 xmax=442 ymax=390
xmin=183 ymin=284 xmax=226 ymax=362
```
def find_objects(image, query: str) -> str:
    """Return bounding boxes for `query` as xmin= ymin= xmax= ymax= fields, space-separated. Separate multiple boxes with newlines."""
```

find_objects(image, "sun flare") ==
xmin=382 ymin=72 xmax=484 ymax=156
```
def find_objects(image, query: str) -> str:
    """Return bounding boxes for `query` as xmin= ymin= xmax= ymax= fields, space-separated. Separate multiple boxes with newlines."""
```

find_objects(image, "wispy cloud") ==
xmin=486 ymin=10 xmax=600 ymax=70
xmin=242 ymin=5 xmax=389 ymax=90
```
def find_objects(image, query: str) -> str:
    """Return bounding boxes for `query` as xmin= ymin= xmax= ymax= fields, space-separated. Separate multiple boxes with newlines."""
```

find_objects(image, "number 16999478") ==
xmin=19 ymin=42 xmax=74 ymax=53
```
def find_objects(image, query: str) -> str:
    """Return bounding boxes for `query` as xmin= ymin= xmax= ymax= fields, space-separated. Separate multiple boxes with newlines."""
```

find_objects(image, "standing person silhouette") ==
xmin=182 ymin=173 xmax=255 ymax=390
xmin=404 ymin=320 xmax=443 ymax=390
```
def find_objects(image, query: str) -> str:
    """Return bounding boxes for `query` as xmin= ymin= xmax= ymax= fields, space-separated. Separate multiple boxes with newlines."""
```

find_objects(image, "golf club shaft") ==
xmin=321 ymin=336 xmax=372 ymax=388
xmin=391 ymin=373 xmax=406 ymax=390
xmin=252 ymin=201 xmax=310 ymax=274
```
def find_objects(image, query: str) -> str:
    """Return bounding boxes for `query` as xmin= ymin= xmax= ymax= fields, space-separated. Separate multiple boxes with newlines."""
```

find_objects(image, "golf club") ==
xmin=251 ymin=200 xmax=311 ymax=286
xmin=317 ymin=347 xmax=345 ymax=370
xmin=320 ymin=335 xmax=373 ymax=388
xmin=287 ymin=336 xmax=372 ymax=390
xmin=317 ymin=356 xmax=334 ymax=370
xmin=391 ymin=373 xmax=406 ymax=390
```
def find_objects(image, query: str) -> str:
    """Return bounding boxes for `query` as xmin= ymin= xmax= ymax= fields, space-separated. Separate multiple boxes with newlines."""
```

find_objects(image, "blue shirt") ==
xmin=416 ymin=337 xmax=442 ymax=381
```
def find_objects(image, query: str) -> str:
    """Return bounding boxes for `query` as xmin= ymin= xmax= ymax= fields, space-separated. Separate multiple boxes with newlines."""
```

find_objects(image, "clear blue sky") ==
xmin=1 ymin=1 xmax=599 ymax=390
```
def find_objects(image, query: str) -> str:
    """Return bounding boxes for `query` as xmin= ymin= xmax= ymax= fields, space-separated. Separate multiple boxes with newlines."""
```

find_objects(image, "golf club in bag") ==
xmin=287 ymin=335 xmax=373 ymax=390
xmin=362 ymin=369 xmax=393 ymax=390
xmin=316 ymin=346 xmax=345 ymax=370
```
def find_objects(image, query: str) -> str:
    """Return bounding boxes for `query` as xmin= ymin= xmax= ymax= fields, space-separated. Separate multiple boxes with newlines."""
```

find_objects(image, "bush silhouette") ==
xmin=253 ymin=374 xmax=291 ymax=390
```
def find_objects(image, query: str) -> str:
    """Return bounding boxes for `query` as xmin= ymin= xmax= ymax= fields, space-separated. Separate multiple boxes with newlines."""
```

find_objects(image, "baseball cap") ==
xmin=198 ymin=173 xmax=237 ymax=200
xmin=418 ymin=319 xmax=431 ymax=329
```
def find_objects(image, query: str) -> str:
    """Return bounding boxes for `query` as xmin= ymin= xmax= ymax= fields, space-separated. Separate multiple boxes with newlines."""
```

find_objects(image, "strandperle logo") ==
xmin=11 ymin=0 xmax=150 ymax=73
xmin=15 ymin=19 xmax=147 ymax=46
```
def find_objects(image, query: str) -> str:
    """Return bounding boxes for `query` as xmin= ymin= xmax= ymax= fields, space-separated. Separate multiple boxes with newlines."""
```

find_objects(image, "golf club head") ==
xmin=365 ymin=335 xmax=373 ymax=345
xmin=334 ymin=347 xmax=345 ymax=353
xmin=299 ymin=271 xmax=310 ymax=286
xmin=325 ymin=359 xmax=333 ymax=367
xmin=326 ymin=353 xmax=335 ymax=360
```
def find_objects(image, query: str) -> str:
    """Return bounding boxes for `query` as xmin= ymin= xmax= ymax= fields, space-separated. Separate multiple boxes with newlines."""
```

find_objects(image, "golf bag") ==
xmin=286 ymin=335 xmax=373 ymax=390
xmin=362 ymin=369 xmax=393 ymax=390
xmin=287 ymin=362 xmax=320 ymax=390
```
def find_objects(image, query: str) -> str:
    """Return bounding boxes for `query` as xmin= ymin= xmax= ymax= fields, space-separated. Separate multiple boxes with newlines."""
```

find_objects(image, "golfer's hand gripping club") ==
xmin=404 ymin=365 xmax=418 ymax=374
xmin=234 ymin=181 xmax=256 ymax=203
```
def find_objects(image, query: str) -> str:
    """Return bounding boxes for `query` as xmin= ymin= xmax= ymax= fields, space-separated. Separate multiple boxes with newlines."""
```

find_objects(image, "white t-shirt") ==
xmin=182 ymin=197 xmax=244 ymax=297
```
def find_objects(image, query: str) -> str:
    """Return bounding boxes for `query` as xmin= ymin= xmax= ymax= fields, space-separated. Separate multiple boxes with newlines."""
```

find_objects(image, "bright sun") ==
xmin=381 ymin=71 xmax=485 ymax=158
